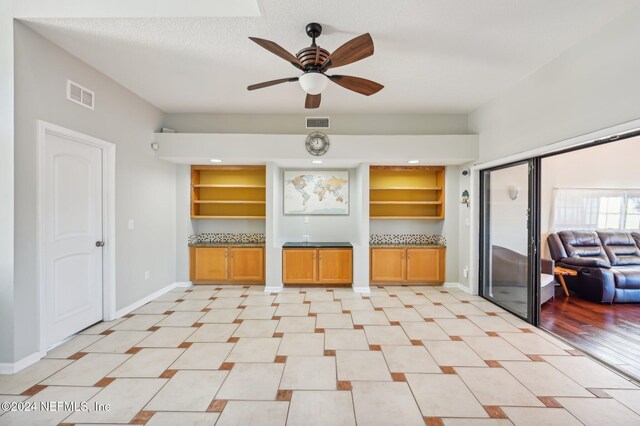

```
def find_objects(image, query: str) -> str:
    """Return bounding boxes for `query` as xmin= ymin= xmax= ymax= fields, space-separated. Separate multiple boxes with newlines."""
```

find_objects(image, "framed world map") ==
xmin=283 ymin=171 xmax=349 ymax=215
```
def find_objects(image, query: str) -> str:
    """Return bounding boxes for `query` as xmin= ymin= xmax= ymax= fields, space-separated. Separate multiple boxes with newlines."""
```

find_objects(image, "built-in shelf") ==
xmin=370 ymin=201 xmax=442 ymax=205
xmin=369 ymin=166 xmax=445 ymax=220
xmin=369 ymin=186 xmax=442 ymax=191
xmin=192 ymin=216 xmax=266 ymax=220
xmin=191 ymin=165 xmax=266 ymax=219
xmin=193 ymin=200 xmax=266 ymax=204
xmin=193 ymin=184 xmax=266 ymax=189
xmin=368 ymin=216 xmax=444 ymax=220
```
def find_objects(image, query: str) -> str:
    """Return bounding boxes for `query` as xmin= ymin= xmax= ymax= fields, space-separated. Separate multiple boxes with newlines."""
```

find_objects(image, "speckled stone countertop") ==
xmin=369 ymin=234 xmax=446 ymax=247
xmin=188 ymin=233 xmax=265 ymax=247
xmin=283 ymin=242 xmax=353 ymax=248
xmin=370 ymin=243 xmax=446 ymax=248
xmin=189 ymin=242 xmax=265 ymax=248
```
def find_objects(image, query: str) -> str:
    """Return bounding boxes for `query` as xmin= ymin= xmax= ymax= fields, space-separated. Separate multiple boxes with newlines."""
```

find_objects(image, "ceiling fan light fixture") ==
xmin=299 ymin=71 xmax=328 ymax=95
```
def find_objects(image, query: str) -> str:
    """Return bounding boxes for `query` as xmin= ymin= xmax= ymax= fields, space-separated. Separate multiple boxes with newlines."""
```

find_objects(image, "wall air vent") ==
xmin=67 ymin=80 xmax=95 ymax=110
xmin=305 ymin=117 xmax=330 ymax=129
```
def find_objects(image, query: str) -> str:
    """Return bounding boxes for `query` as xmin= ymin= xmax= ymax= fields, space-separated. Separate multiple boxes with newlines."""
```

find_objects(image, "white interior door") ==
xmin=44 ymin=132 xmax=104 ymax=347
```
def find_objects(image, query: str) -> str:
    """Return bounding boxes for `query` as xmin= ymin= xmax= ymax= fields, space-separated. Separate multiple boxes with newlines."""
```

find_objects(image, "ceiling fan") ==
xmin=247 ymin=23 xmax=384 ymax=109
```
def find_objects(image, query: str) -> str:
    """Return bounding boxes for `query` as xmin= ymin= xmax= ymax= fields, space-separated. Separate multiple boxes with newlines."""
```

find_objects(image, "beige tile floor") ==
xmin=1 ymin=285 xmax=640 ymax=425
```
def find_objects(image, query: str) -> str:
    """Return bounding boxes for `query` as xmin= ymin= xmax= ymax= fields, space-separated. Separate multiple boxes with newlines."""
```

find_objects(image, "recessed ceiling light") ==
xmin=408 ymin=160 xmax=420 ymax=164
xmin=312 ymin=160 xmax=323 ymax=164
xmin=210 ymin=158 xmax=222 ymax=163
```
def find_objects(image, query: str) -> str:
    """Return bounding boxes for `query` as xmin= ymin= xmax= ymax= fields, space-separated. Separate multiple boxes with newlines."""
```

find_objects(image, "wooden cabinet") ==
xmin=283 ymin=248 xmax=352 ymax=285
xmin=318 ymin=249 xmax=353 ymax=284
xmin=190 ymin=246 xmax=264 ymax=284
xmin=193 ymin=247 xmax=228 ymax=282
xmin=371 ymin=247 xmax=445 ymax=284
xmin=370 ymin=248 xmax=406 ymax=282
xmin=406 ymin=248 xmax=444 ymax=283
xmin=230 ymin=247 xmax=265 ymax=282
xmin=282 ymin=249 xmax=317 ymax=284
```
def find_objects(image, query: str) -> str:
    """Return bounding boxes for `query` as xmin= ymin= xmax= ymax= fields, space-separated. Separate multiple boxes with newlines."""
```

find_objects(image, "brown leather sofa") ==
xmin=547 ymin=230 xmax=640 ymax=303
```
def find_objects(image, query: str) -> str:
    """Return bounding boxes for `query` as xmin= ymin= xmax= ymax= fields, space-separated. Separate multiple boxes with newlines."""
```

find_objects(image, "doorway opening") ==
xmin=539 ymin=134 xmax=640 ymax=380
xmin=479 ymin=129 xmax=640 ymax=381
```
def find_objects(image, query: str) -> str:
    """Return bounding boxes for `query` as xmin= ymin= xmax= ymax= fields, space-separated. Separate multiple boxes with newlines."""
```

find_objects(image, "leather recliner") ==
xmin=547 ymin=230 xmax=640 ymax=303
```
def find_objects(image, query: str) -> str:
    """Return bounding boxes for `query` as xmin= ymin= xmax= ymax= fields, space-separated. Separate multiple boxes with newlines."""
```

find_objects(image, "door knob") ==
xmin=95 ymin=241 xmax=105 ymax=247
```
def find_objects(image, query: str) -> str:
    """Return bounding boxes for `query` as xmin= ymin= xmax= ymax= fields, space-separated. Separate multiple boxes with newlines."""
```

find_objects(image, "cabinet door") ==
xmin=229 ymin=247 xmax=264 ymax=283
xmin=283 ymin=249 xmax=317 ymax=284
xmin=194 ymin=247 xmax=228 ymax=282
xmin=370 ymin=248 xmax=406 ymax=283
xmin=318 ymin=249 xmax=352 ymax=284
xmin=406 ymin=248 xmax=445 ymax=283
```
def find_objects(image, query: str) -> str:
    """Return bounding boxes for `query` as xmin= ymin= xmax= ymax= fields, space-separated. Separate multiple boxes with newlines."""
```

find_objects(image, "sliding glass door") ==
xmin=480 ymin=160 xmax=539 ymax=323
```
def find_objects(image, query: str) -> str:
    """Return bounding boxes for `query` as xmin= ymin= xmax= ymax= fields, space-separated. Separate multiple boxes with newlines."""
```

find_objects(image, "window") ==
xmin=597 ymin=196 xmax=623 ymax=229
xmin=551 ymin=189 xmax=640 ymax=232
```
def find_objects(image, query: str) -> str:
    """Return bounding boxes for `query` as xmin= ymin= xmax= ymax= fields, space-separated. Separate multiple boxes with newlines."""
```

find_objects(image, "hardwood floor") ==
xmin=541 ymin=286 xmax=640 ymax=380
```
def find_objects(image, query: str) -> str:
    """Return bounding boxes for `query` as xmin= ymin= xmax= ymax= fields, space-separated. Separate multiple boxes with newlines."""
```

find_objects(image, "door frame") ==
xmin=478 ymin=159 xmax=541 ymax=323
xmin=37 ymin=120 xmax=116 ymax=354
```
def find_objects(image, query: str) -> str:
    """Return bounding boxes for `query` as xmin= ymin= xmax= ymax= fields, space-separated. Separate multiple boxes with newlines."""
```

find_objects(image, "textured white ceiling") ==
xmin=23 ymin=0 xmax=639 ymax=113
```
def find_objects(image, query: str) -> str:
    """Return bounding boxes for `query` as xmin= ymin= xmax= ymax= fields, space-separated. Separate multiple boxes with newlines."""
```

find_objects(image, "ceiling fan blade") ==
xmin=305 ymin=94 xmax=321 ymax=109
xmin=247 ymin=77 xmax=299 ymax=91
xmin=329 ymin=75 xmax=383 ymax=96
xmin=322 ymin=33 xmax=374 ymax=70
xmin=249 ymin=37 xmax=304 ymax=70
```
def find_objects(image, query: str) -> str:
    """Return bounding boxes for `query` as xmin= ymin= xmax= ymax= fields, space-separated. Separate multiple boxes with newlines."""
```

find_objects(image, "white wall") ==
xmin=13 ymin=22 xmax=177 ymax=361
xmin=175 ymin=165 xmax=195 ymax=283
xmin=162 ymin=113 xmax=469 ymax=135
xmin=0 ymin=10 xmax=15 ymax=366
xmin=487 ymin=165 xmax=530 ymax=255
xmin=457 ymin=162 xmax=473 ymax=290
xmin=469 ymin=5 xmax=640 ymax=164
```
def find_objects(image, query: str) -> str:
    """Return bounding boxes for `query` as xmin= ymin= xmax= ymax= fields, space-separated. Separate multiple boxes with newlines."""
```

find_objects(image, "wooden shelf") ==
xmin=192 ymin=216 xmax=266 ymax=220
xmin=193 ymin=200 xmax=266 ymax=204
xmin=191 ymin=165 xmax=266 ymax=219
xmin=370 ymin=201 xmax=442 ymax=205
xmin=369 ymin=216 xmax=444 ymax=220
xmin=369 ymin=166 xmax=445 ymax=220
xmin=193 ymin=184 xmax=266 ymax=189
xmin=369 ymin=186 xmax=442 ymax=191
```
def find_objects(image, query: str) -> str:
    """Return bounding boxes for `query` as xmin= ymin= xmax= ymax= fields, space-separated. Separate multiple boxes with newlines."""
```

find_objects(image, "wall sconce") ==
xmin=461 ymin=190 xmax=470 ymax=207
xmin=508 ymin=185 xmax=520 ymax=200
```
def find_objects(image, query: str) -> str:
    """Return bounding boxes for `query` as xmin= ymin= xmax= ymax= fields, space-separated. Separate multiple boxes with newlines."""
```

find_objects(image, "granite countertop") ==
xmin=370 ymin=243 xmax=446 ymax=248
xmin=189 ymin=242 xmax=265 ymax=247
xmin=283 ymin=242 xmax=353 ymax=248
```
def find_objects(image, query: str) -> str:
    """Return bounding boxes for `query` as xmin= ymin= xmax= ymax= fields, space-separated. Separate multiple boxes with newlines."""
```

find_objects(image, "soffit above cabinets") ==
xmin=153 ymin=133 xmax=478 ymax=166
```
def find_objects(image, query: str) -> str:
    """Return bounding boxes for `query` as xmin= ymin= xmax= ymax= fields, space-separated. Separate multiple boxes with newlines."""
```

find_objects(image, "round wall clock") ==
xmin=305 ymin=131 xmax=330 ymax=156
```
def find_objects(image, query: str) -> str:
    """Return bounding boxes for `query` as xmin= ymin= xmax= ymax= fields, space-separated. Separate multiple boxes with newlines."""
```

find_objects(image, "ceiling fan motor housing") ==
xmin=296 ymin=46 xmax=330 ymax=69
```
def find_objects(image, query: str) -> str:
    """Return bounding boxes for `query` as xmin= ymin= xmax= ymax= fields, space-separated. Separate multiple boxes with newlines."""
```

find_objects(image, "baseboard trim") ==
xmin=174 ymin=281 xmax=193 ymax=288
xmin=0 ymin=351 xmax=46 ymax=375
xmin=443 ymin=282 xmax=472 ymax=294
xmin=264 ymin=286 xmax=283 ymax=293
xmin=352 ymin=287 xmax=371 ymax=294
xmin=114 ymin=282 xmax=182 ymax=318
